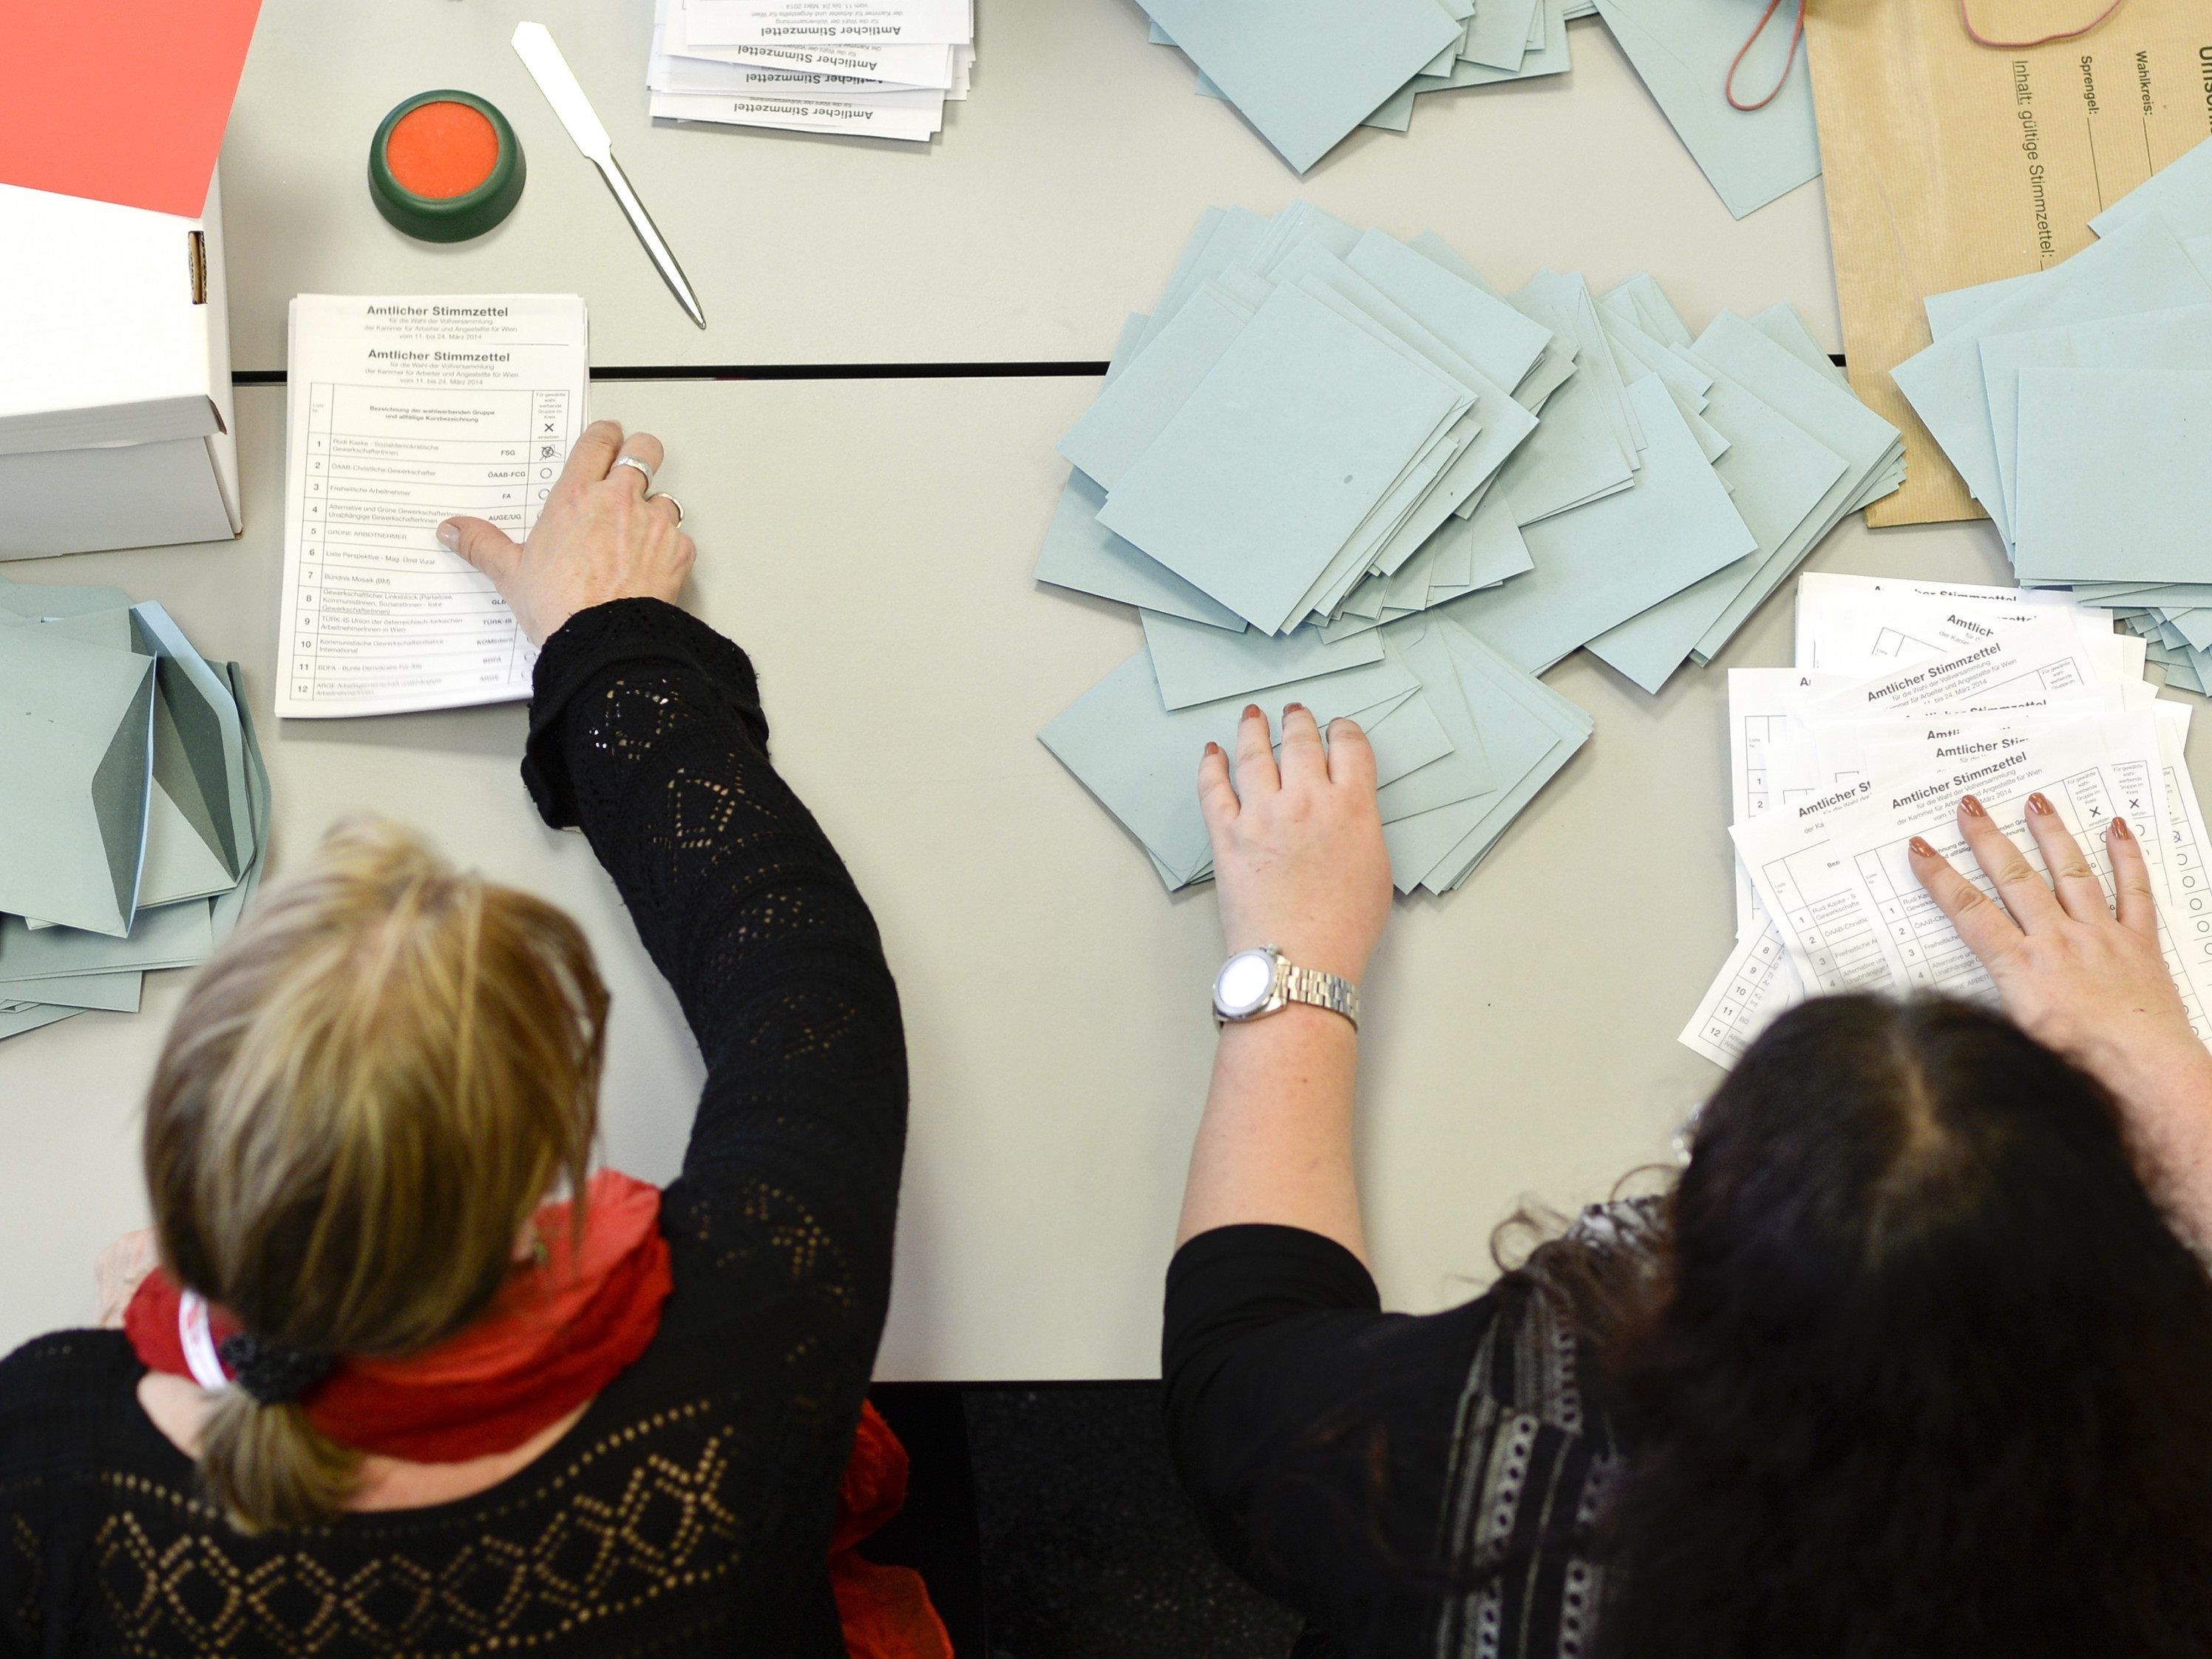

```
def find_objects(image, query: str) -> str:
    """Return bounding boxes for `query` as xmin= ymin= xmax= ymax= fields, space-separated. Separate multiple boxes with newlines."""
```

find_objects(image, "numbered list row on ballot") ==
xmin=277 ymin=294 xmax=590 ymax=719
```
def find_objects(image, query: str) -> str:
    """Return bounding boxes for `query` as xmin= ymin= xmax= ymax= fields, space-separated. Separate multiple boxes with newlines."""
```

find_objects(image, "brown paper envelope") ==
xmin=1803 ymin=0 xmax=2212 ymax=525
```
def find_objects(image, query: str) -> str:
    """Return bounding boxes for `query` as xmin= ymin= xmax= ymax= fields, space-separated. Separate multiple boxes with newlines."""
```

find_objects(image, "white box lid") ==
xmin=0 ymin=177 xmax=225 ymax=457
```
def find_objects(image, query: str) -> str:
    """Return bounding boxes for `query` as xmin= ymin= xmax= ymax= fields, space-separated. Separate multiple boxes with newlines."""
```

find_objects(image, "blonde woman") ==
xmin=0 ymin=422 xmax=926 ymax=1656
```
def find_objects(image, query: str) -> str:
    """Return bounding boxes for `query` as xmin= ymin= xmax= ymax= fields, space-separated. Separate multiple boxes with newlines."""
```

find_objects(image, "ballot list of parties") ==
xmin=1680 ymin=573 xmax=2212 ymax=1069
xmin=276 ymin=294 xmax=589 ymax=719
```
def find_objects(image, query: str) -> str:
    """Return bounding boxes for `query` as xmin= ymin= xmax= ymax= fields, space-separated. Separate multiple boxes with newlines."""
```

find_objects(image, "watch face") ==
xmin=1215 ymin=949 xmax=1275 ymax=1017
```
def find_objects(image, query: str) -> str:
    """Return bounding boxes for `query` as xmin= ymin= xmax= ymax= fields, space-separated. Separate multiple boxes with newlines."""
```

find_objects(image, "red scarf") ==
xmin=124 ymin=1169 xmax=949 ymax=1659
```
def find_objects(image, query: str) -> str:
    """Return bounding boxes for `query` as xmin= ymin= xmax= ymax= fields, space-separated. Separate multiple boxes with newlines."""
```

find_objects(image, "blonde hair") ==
xmin=143 ymin=817 xmax=608 ymax=1532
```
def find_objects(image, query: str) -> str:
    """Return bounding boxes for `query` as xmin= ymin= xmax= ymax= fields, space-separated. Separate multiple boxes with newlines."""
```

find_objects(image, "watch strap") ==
xmin=1279 ymin=962 xmax=1360 ymax=1030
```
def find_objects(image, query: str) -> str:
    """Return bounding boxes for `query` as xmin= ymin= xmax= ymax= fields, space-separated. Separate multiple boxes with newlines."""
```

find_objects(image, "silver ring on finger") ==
xmin=611 ymin=453 xmax=655 ymax=489
xmin=650 ymin=491 xmax=684 ymax=527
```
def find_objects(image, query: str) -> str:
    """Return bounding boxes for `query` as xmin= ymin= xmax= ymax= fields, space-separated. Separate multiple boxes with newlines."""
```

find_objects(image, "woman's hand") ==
xmin=438 ymin=420 xmax=696 ymax=646
xmin=95 ymin=1228 xmax=158 ymax=1329
xmin=1912 ymin=794 xmax=2212 ymax=1233
xmin=1197 ymin=704 xmax=1392 ymax=985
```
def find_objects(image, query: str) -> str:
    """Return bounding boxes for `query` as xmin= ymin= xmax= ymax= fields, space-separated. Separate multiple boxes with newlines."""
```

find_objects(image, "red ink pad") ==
xmin=369 ymin=90 xmax=524 ymax=242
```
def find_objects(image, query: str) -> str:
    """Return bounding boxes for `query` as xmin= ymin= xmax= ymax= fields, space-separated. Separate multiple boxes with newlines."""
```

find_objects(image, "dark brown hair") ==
xmin=1564 ymin=994 xmax=2212 ymax=1657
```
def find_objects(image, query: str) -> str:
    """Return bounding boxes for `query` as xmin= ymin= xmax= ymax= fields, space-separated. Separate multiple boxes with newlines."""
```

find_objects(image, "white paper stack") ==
xmin=1678 ymin=571 xmax=2202 ymax=1069
xmin=1036 ymin=206 xmax=1904 ymax=899
xmin=1139 ymin=0 xmax=1821 ymax=219
xmin=648 ymin=0 xmax=973 ymax=143
xmin=1897 ymin=139 xmax=2212 ymax=693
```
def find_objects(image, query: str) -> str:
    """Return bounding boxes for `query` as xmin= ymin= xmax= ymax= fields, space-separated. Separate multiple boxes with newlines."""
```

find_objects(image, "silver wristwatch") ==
xmin=1212 ymin=945 xmax=1360 ymax=1031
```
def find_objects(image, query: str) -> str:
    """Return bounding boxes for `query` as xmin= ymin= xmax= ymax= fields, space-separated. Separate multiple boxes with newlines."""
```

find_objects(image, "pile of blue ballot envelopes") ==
xmin=1036 ymin=202 xmax=1903 ymax=897
xmin=1896 ymin=138 xmax=2212 ymax=695
xmin=0 ymin=578 xmax=268 ymax=1043
xmin=1139 ymin=0 xmax=1820 ymax=220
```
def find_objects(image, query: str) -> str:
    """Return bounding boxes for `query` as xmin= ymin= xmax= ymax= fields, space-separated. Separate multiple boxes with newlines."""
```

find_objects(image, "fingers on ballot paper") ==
xmin=1680 ymin=571 xmax=2210 ymax=1071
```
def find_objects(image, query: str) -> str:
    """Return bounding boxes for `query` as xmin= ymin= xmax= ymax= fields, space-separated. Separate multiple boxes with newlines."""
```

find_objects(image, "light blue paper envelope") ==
xmin=1037 ymin=313 xmax=1246 ymax=631
xmin=1141 ymin=609 xmax=1384 ymax=710
xmin=0 ymin=580 xmax=134 ymax=620
xmin=135 ymin=603 xmax=251 ymax=882
xmin=0 ymin=894 xmax=211 ymax=981
xmin=1405 ymin=231 xmax=1581 ymax=408
xmin=1686 ymin=312 xmax=1904 ymax=660
xmin=1060 ymin=285 xmax=1252 ymax=490
xmin=1612 ymin=274 xmax=1696 ymax=348
xmin=1099 ymin=284 xmax=1462 ymax=633
xmin=1592 ymin=0 xmax=1819 ymax=220
xmin=2014 ymin=368 xmax=2212 ymax=585
xmin=1346 ymin=228 xmax=1552 ymax=391
xmin=1462 ymin=0 xmax=1541 ymax=69
xmin=1976 ymin=305 xmax=2212 ymax=544
xmin=0 ymin=627 xmax=156 ymax=937
xmin=4 ymin=603 xmax=246 ymax=916
xmin=1039 ymin=650 xmax=1423 ymax=884
xmin=2091 ymin=132 xmax=2212 ymax=240
xmin=1586 ymin=358 xmax=1846 ymax=693
xmin=1034 ymin=471 xmax=1246 ymax=631
xmin=208 ymin=659 xmax=271 ymax=946
xmin=1924 ymin=271 xmax=2043 ymax=341
xmin=1433 ymin=0 xmax=1570 ymax=84
xmin=1382 ymin=617 xmax=1592 ymax=890
xmin=1137 ymin=208 xmax=1273 ymax=358
xmin=1375 ymin=618 xmax=1499 ymax=822
xmin=1892 ymin=219 xmax=2212 ymax=540
xmin=1140 ymin=0 xmax=1460 ymax=173
xmin=0 ymin=970 xmax=143 ymax=1012
xmin=1524 ymin=269 xmax=1643 ymax=457
xmin=1442 ymin=376 xmax=1757 ymax=672
xmin=1277 ymin=251 xmax=1531 ymax=569
xmin=1745 ymin=304 xmax=1908 ymax=506
xmin=0 ymin=1007 xmax=81 ymax=1043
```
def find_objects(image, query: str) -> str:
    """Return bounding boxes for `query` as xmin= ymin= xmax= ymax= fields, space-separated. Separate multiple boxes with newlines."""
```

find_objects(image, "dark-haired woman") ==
xmin=1166 ymin=702 xmax=2212 ymax=1659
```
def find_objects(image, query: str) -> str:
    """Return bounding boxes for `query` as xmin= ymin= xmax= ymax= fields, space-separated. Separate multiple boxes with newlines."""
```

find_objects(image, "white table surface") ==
xmin=217 ymin=0 xmax=1843 ymax=372
xmin=5 ymin=373 xmax=2174 ymax=1380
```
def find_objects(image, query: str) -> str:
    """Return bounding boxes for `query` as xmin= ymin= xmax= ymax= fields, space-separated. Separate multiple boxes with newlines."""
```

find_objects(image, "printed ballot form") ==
xmin=276 ymin=295 xmax=589 ymax=719
xmin=1680 ymin=573 xmax=2202 ymax=1071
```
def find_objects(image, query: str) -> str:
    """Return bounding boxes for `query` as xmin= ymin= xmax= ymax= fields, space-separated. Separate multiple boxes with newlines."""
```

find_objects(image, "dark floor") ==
xmin=871 ymin=1382 xmax=1303 ymax=1659
xmin=968 ymin=1385 xmax=1302 ymax=1659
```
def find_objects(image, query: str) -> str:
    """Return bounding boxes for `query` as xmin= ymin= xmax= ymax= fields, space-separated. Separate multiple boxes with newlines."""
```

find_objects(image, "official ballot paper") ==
xmin=276 ymin=296 xmax=588 ymax=719
xmin=1680 ymin=572 xmax=2211 ymax=1071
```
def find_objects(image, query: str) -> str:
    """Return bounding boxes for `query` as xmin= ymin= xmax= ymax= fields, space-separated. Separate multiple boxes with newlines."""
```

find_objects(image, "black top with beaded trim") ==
xmin=0 ymin=600 xmax=908 ymax=1658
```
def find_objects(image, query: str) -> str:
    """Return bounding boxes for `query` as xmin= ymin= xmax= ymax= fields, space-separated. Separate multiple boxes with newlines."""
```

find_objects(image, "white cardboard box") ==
xmin=0 ymin=174 xmax=242 ymax=559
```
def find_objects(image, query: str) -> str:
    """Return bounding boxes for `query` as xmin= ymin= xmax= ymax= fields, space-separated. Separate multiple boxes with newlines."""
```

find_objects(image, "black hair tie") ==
xmin=217 ymin=1332 xmax=335 ymax=1406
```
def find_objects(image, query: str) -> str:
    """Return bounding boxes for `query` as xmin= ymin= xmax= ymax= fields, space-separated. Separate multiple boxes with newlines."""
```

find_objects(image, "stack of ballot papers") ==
xmin=1036 ymin=203 xmax=1905 ymax=895
xmin=0 ymin=576 xmax=271 ymax=1045
xmin=648 ymin=0 xmax=972 ymax=143
xmin=1677 ymin=571 xmax=2209 ymax=1068
xmin=1139 ymin=0 xmax=1819 ymax=217
xmin=1896 ymin=150 xmax=2212 ymax=694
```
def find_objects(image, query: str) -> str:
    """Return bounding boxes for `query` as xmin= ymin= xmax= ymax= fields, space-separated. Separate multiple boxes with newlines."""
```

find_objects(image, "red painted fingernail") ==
xmin=1204 ymin=742 xmax=1221 ymax=757
xmin=1959 ymin=795 xmax=1987 ymax=818
xmin=1243 ymin=705 xmax=1263 ymax=721
xmin=1283 ymin=702 xmax=1306 ymax=716
xmin=2111 ymin=815 xmax=2133 ymax=841
xmin=2026 ymin=792 xmax=2053 ymax=815
xmin=1910 ymin=836 xmax=1938 ymax=858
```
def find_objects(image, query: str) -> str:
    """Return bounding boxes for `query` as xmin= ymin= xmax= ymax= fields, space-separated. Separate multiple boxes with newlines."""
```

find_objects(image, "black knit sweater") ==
xmin=0 ymin=600 xmax=908 ymax=1657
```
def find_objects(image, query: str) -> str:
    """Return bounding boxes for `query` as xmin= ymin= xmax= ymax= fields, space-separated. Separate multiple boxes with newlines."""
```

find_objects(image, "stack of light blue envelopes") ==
xmin=0 ymin=577 xmax=270 ymax=1043
xmin=1895 ymin=139 xmax=2212 ymax=691
xmin=1036 ymin=204 xmax=1904 ymax=895
xmin=1139 ymin=0 xmax=1819 ymax=218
